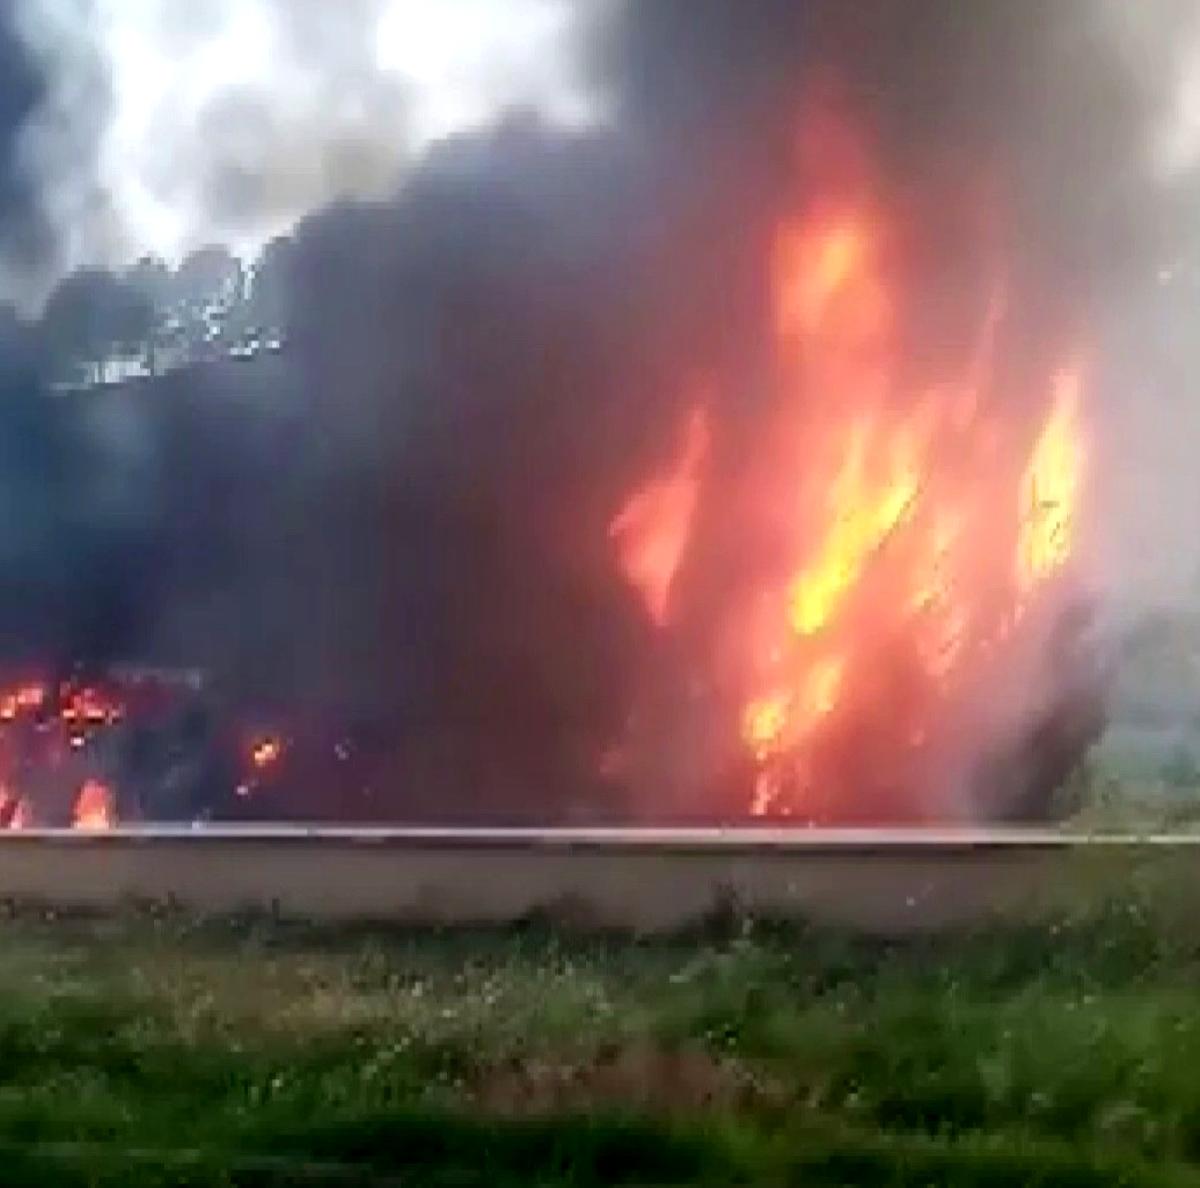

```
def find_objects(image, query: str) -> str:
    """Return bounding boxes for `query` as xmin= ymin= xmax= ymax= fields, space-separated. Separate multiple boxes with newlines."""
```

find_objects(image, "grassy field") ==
xmin=1 ymin=866 xmax=1200 ymax=1184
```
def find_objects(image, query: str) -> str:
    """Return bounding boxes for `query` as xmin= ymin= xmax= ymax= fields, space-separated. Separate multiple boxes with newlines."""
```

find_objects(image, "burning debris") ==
xmin=236 ymin=733 xmax=286 ymax=799
xmin=0 ymin=675 xmax=124 ymax=828
xmin=0 ymin=668 xmax=292 ymax=828
xmin=249 ymin=735 xmax=284 ymax=772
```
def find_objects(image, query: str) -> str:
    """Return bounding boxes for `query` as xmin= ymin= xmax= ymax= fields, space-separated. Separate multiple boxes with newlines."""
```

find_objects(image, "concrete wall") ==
xmin=0 ymin=827 xmax=1182 ymax=932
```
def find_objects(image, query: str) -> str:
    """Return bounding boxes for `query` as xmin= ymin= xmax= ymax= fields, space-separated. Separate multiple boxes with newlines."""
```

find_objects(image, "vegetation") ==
xmin=0 ymin=864 xmax=1198 ymax=1184
xmin=33 ymin=241 xmax=292 ymax=390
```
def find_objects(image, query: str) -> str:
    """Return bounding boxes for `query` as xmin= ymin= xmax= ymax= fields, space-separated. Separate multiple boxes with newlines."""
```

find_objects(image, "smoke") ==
xmin=89 ymin=0 xmax=411 ymax=258
xmin=167 ymin=126 xmax=670 ymax=818
xmin=1 ymin=0 xmax=1196 ymax=818
xmin=0 ymin=0 xmax=87 ymax=662
xmin=0 ymin=0 xmax=600 ymax=296
xmin=0 ymin=4 xmax=53 ymax=290
xmin=0 ymin=0 xmax=114 ymax=305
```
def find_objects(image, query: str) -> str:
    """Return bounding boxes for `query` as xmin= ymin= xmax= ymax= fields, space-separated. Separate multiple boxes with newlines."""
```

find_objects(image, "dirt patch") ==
xmin=473 ymin=1043 xmax=781 ymax=1116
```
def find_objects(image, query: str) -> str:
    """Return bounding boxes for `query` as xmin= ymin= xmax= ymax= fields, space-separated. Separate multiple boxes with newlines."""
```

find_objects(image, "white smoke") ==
xmin=8 ymin=0 xmax=605 ymax=294
xmin=1083 ymin=4 xmax=1200 ymax=611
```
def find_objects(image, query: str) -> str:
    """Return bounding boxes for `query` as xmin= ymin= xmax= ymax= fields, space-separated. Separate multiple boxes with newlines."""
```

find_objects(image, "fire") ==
xmin=0 ymin=788 xmax=31 ymax=830
xmin=16 ymin=684 xmax=44 ymax=711
xmin=72 ymin=779 xmax=115 ymax=830
xmin=1017 ymin=370 xmax=1083 ymax=595
xmin=238 ymin=733 xmax=286 ymax=798
xmin=787 ymin=417 xmax=921 ymax=636
xmin=774 ymin=216 xmax=874 ymax=340
xmin=0 ymin=683 xmax=41 ymax=722
xmin=0 ymin=677 xmax=131 ymax=828
xmin=608 ymin=405 xmax=710 ymax=626
xmin=609 ymin=100 xmax=1088 ymax=822
xmin=742 ymin=656 xmax=844 ymax=761
xmin=250 ymin=736 xmax=284 ymax=770
xmin=742 ymin=693 xmax=790 ymax=762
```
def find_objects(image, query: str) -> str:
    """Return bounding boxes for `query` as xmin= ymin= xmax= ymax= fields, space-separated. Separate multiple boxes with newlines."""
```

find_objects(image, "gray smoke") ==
xmin=0 ymin=4 xmax=53 ymax=289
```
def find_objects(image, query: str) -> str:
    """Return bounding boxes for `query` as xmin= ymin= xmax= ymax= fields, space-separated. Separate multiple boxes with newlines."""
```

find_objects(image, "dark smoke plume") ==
xmin=3 ymin=0 xmax=1182 ymax=819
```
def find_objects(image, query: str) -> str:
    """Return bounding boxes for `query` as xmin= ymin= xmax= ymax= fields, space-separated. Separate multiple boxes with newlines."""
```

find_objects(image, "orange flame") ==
xmin=72 ymin=779 xmax=116 ymax=830
xmin=609 ymin=405 xmax=711 ymax=626
xmin=609 ymin=101 xmax=1087 ymax=821
xmin=250 ymin=736 xmax=284 ymax=770
xmin=744 ymin=191 xmax=1083 ymax=815
xmin=742 ymin=656 xmax=844 ymax=762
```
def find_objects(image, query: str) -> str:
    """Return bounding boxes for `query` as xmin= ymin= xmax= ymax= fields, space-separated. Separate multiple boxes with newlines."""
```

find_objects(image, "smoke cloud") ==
xmin=0 ymin=5 xmax=52 ymax=289
xmin=0 ymin=0 xmax=599 ymax=294
xmin=0 ymin=0 xmax=1197 ymax=818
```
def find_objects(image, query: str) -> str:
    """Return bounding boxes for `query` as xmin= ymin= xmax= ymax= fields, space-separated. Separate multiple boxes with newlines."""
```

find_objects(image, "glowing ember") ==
xmin=608 ymin=405 xmax=710 ymax=626
xmin=15 ymin=684 xmax=44 ymax=711
xmin=0 ymin=681 xmax=43 ymax=722
xmin=72 ymin=779 xmax=116 ymax=830
xmin=250 ymin=736 xmax=284 ymax=770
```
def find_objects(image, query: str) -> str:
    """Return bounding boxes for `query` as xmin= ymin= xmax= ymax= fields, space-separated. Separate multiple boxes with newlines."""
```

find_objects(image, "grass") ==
xmin=0 ymin=868 xmax=1199 ymax=1184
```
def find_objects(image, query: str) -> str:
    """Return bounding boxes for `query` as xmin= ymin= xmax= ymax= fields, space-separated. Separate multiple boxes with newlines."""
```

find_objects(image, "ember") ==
xmin=250 ymin=736 xmax=284 ymax=770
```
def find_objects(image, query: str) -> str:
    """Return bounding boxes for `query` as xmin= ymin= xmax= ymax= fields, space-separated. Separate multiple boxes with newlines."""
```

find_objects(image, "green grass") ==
xmin=0 ymin=872 xmax=1199 ymax=1184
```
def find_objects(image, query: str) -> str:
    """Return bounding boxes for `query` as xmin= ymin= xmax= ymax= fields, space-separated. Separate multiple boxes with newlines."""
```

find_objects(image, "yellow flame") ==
xmin=1017 ymin=369 xmax=1082 ymax=593
xmin=742 ymin=692 xmax=790 ymax=761
xmin=773 ymin=217 xmax=871 ymax=341
xmin=72 ymin=779 xmax=115 ymax=830
xmin=788 ymin=421 xmax=920 ymax=636
xmin=807 ymin=656 xmax=844 ymax=716
xmin=741 ymin=657 xmax=843 ymax=759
